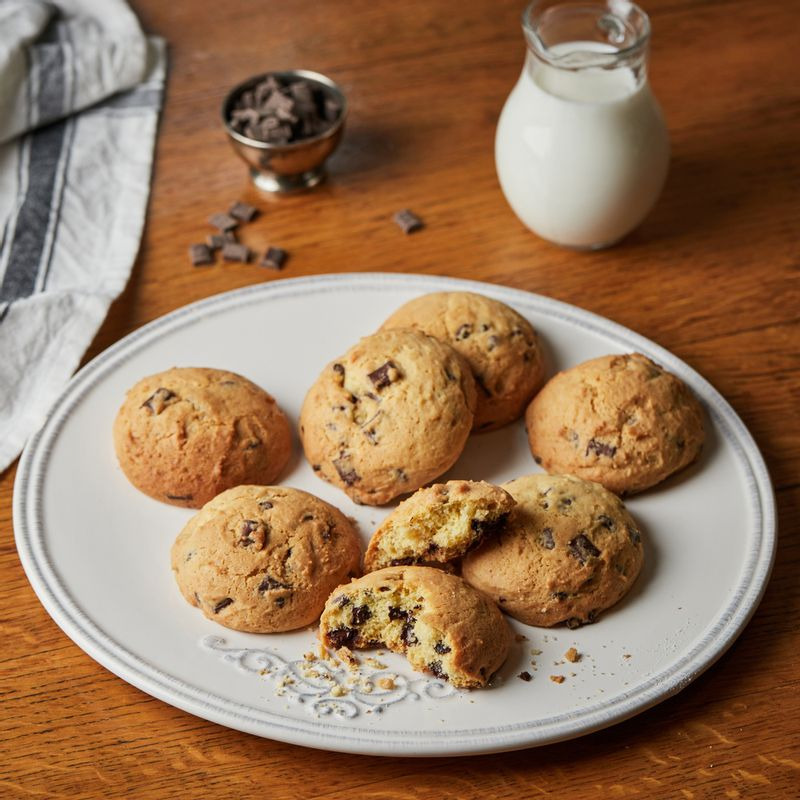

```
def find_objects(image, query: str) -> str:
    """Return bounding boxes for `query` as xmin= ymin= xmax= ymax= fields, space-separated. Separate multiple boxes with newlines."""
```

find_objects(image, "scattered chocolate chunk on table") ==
xmin=189 ymin=244 xmax=214 ymax=266
xmin=209 ymin=212 xmax=238 ymax=231
xmin=229 ymin=201 xmax=259 ymax=222
xmin=393 ymin=209 xmax=424 ymax=234
xmin=222 ymin=242 xmax=251 ymax=263
xmin=260 ymin=247 xmax=289 ymax=270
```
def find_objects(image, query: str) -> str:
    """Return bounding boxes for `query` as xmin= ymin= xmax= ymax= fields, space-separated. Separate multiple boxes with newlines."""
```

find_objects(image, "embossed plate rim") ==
xmin=13 ymin=272 xmax=776 ymax=756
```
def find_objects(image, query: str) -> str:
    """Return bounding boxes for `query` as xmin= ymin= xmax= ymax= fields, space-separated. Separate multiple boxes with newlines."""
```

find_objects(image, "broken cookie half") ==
xmin=363 ymin=480 xmax=515 ymax=572
xmin=319 ymin=566 xmax=511 ymax=689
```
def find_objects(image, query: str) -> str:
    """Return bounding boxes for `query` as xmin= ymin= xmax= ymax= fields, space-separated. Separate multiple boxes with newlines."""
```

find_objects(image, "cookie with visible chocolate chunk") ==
xmin=319 ymin=566 xmax=511 ymax=689
xmin=299 ymin=329 xmax=477 ymax=505
xmin=363 ymin=480 xmax=515 ymax=572
xmin=113 ymin=367 xmax=291 ymax=508
xmin=525 ymin=353 xmax=705 ymax=495
xmin=381 ymin=291 xmax=545 ymax=431
xmin=461 ymin=473 xmax=644 ymax=628
xmin=171 ymin=485 xmax=361 ymax=633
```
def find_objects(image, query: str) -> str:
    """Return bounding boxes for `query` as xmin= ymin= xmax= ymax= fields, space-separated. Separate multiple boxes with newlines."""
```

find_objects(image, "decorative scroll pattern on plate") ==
xmin=201 ymin=635 xmax=457 ymax=718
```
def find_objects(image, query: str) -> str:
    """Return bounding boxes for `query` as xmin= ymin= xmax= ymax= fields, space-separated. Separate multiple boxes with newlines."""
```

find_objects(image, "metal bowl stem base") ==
xmin=250 ymin=167 xmax=326 ymax=193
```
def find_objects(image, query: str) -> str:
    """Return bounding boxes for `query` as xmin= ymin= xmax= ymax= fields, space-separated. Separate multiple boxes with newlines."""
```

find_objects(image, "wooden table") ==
xmin=2 ymin=0 xmax=798 ymax=796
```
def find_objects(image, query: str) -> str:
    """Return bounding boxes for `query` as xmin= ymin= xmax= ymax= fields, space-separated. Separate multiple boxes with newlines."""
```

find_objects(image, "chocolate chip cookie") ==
xmin=319 ymin=566 xmax=512 ymax=689
xmin=113 ymin=367 xmax=291 ymax=508
xmin=363 ymin=480 xmax=515 ymax=572
xmin=171 ymin=485 xmax=361 ymax=633
xmin=461 ymin=473 xmax=644 ymax=628
xmin=525 ymin=353 xmax=705 ymax=494
xmin=299 ymin=329 xmax=477 ymax=505
xmin=381 ymin=291 xmax=545 ymax=431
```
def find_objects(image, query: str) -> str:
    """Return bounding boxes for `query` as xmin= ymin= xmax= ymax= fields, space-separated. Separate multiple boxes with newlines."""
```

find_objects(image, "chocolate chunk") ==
xmin=389 ymin=557 xmax=416 ymax=566
xmin=552 ymin=591 xmax=568 ymax=601
xmin=222 ymin=242 xmax=251 ymax=263
xmin=568 ymin=534 xmax=601 ymax=564
xmin=301 ymin=513 xmax=314 ymax=522
xmin=275 ymin=597 xmax=286 ymax=608
xmin=444 ymin=366 xmax=457 ymax=382
xmin=487 ymin=335 xmax=500 ymax=351
xmin=388 ymin=606 xmax=409 ymax=621
xmin=229 ymin=201 xmax=258 ymax=222
xmin=142 ymin=387 xmax=176 ymax=415
xmin=326 ymin=627 xmax=358 ymax=649
xmin=565 ymin=618 xmax=583 ymax=629
xmin=400 ymin=622 xmax=418 ymax=646
xmin=428 ymin=660 xmax=447 ymax=680
xmin=166 ymin=493 xmax=193 ymax=501
xmin=469 ymin=513 xmax=509 ymax=540
xmin=333 ymin=455 xmax=360 ymax=486
xmin=258 ymin=500 xmax=273 ymax=510
xmin=518 ymin=671 xmax=532 ymax=682
xmin=239 ymin=519 xmax=267 ymax=549
xmin=324 ymin=96 xmax=342 ymax=122
xmin=540 ymin=527 xmax=555 ymax=549
xmin=260 ymin=246 xmax=288 ymax=270
xmin=209 ymin=212 xmax=238 ymax=231
xmin=206 ymin=233 xmax=234 ymax=250
xmin=434 ymin=641 xmax=451 ymax=655
xmin=332 ymin=363 xmax=345 ymax=382
xmin=351 ymin=605 xmax=372 ymax=625
xmin=367 ymin=360 xmax=400 ymax=390
xmin=597 ymin=514 xmax=616 ymax=530
xmin=336 ymin=595 xmax=351 ymax=608
xmin=627 ymin=524 xmax=642 ymax=544
xmin=213 ymin=598 xmax=233 ymax=614
xmin=258 ymin=576 xmax=291 ymax=592
xmin=189 ymin=243 xmax=214 ymax=266
xmin=586 ymin=438 xmax=617 ymax=458
xmin=455 ymin=323 xmax=473 ymax=341
xmin=558 ymin=496 xmax=573 ymax=510
xmin=393 ymin=209 xmax=424 ymax=234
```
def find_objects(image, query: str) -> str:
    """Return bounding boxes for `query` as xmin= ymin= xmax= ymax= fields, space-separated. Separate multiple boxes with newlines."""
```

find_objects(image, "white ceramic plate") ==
xmin=14 ymin=273 xmax=775 ymax=756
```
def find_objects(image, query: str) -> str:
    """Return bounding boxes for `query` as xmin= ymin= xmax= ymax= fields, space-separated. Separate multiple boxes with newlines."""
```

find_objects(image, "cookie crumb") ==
xmin=550 ymin=675 xmax=565 ymax=684
xmin=518 ymin=671 xmax=532 ymax=682
xmin=515 ymin=634 xmax=528 ymax=643
xmin=565 ymin=647 xmax=581 ymax=663
xmin=303 ymin=651 xmax=317 ymax=662
xmin=336 ymin=646 xmax=359 ymax=669
xmin=623 ymin=653 xmax=632 ymax=659
xmin=365 ymin=657 xmax=386 ymax=670
xmin=330 ymin=685 xmax=349 ymax=697
xmin=377 ymin=677 xmax=396 ymax=690
xmin=531 ymin=648 xmax=543 ymax=656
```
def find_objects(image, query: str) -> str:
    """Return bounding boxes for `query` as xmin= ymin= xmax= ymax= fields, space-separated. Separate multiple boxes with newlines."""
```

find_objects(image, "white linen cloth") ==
xmin=0 ymin=0 xmax=166 ymax=472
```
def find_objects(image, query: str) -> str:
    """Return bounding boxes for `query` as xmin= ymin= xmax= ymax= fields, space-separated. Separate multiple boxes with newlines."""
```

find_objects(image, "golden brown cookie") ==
xmin=363 ymin=480 xmax=515 ymax=572
xmin=525 ymin=353 xmax=704 ymax=494
xmin=171 ymin=485 xmax=361 ymax=633
xmin=319 ymin=566 xmax=511 ymax=689
xmin=299 ymin=329 xmax=476 ymax=505
xmin=461 ymin=473 xmax=644 ymax=628
xmin=113 ymin=367 xmax=291 ymax=508
xmin=381 ymin=291 xmax=545 ymax=431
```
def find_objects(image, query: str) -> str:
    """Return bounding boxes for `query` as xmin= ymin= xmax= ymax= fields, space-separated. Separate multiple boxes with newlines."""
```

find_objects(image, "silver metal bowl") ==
xmin=222 ymin=69 xmax=347 ymax=193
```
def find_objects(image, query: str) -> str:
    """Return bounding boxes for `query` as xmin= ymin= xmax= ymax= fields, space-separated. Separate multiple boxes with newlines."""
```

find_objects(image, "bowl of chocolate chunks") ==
xmin=222 ymin=69 xmax=347 ymax=193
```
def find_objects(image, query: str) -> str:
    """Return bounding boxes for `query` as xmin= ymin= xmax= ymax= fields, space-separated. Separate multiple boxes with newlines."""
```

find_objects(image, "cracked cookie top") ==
xmin=113 ymin=366 xmax=291 ymax=507
xmin=381 ymin=291 xmax=545 ymax=431
xmin=525 ymin=353 xmax=705 ymax=495
xmin=299 ymin=329 xmax=477 ymax=506
xmin=171 ymin=485 xmax=361 ymax=633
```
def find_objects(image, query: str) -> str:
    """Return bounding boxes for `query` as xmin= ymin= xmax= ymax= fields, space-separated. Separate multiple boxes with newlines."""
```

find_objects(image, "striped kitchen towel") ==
xmin=0 ymin=0 xmax=166 ymax=472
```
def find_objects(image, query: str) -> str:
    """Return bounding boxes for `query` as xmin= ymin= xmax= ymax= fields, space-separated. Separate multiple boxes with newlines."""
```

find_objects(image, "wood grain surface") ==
xmin=2 ymin=0 xmax=799 ymax=797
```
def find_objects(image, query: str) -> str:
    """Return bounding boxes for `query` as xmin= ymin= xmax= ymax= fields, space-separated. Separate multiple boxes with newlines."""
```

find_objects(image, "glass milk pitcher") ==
xmin=495 ymin=0 xmax=669 ymax=249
